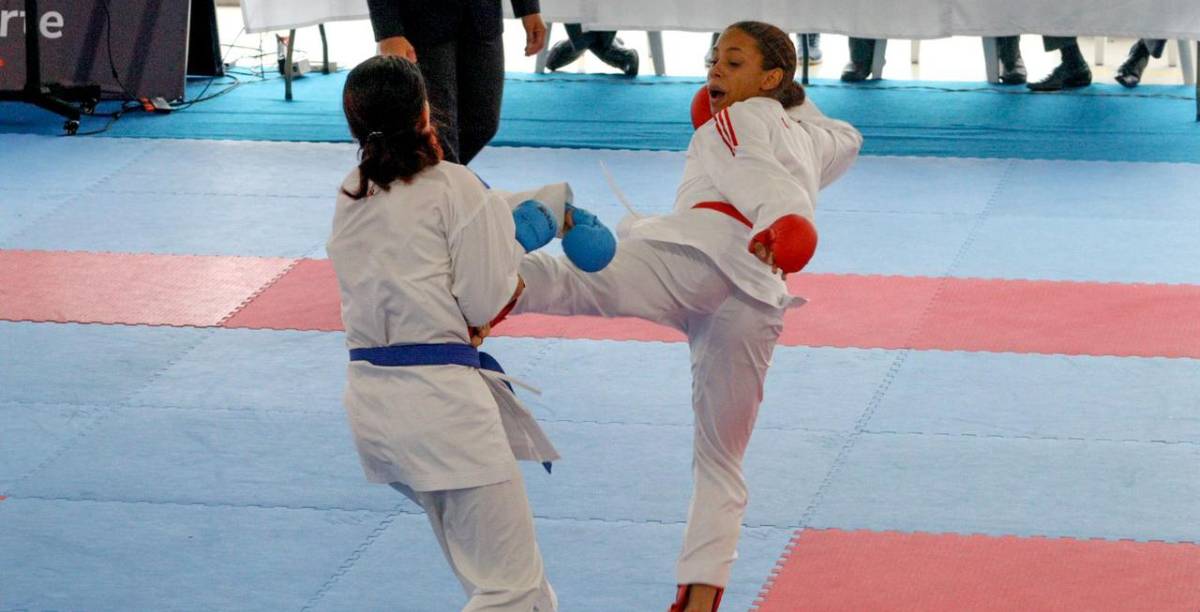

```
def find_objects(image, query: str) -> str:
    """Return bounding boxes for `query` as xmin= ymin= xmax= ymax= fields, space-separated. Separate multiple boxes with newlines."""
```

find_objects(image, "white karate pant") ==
xmin=516 ymin=239 xmax=785 ymax=587
xmin=391 ymin=471 xmax=557 ymax=611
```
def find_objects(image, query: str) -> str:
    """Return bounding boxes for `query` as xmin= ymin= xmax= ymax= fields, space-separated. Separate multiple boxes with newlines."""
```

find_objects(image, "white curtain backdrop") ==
xmin=242 ymin=0 xmax=1200 ymax=40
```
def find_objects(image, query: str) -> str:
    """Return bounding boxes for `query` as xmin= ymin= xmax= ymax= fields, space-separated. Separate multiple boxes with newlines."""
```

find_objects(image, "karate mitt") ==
xmin=748 ymin=214 xmax=818 ymax=274
xmin=691 ymin=85 xmax=714 ymax=129
xmin=562 ymin=204 xmax=616 ymax=272
xmin=512 ymin=199 xmax=557 ymax=253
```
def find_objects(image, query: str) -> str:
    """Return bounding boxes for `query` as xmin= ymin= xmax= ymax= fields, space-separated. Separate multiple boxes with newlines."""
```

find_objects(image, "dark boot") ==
xmin=1115 ymin=41 xmax=1151 ymax=88
xmin=1028 ymin=45 xmax=1091 ymax=91
xmin=592 ymin=36 xmax=639 ymax=76
xmin=841 ymin=37 xmax=877 ymax=82
xmin=996 ymin=36 xmax=1027 ymax=84
xmin=545 ymin=39 xmax=586 ymax=71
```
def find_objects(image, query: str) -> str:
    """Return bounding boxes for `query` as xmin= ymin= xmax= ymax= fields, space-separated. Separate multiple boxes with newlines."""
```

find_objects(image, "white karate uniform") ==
xmin=327 ymin=161 xmax=558 ymax=611
xmin=517 ymin=96 xmax=861 ymax=587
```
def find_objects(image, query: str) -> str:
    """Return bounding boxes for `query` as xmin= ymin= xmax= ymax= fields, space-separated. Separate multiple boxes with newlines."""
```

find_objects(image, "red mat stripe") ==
xmin=4 ymin=251 xmax=1200 ymax=358
xmin=0 ymin=250 xmax=293 ymax=328
xmin=753 ymin=529 xmax=1200 ymax=611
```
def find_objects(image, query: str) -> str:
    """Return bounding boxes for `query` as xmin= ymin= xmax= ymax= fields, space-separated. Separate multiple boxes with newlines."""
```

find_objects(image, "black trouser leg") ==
xmin=414 ymin=40 xmax=462 ymax=164
xmin=454 ymin=35 xmax=505 ymax=165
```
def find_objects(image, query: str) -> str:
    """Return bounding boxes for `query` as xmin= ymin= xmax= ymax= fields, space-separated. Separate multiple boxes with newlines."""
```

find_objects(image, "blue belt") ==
xmin=349 ymin=343 xmax=510 ymax=389
xmin=350 ymin=342 xmax=551 ymax=473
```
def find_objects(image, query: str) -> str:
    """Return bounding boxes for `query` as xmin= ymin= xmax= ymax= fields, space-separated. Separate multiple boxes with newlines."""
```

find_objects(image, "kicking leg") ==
xmin=516 ymin=239 xmax=729 ymax=331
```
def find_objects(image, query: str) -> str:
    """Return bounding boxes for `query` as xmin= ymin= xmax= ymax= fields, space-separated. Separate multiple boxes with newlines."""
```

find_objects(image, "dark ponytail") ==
xmin=341 ymin=55 xmax=443 ymax=200
xmin=727 ymin=21 xmax=806 ymax=108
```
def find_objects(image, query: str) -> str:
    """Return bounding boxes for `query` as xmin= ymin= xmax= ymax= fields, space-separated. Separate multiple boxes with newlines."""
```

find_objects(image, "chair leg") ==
xmin=1179 ymin=39 xmax=1195 ymax=86
xmin=648 ymin=31 xmax=666 ymax=76
xmin=284 ymin=29 xmax=296 ymax=101
xmin=535 ymin=22 xmax=553 ymax=74
xmin=910 ymin=40 xmax=920 ymax=65
xmin=870 ymin=39 xmax=887 ymax=79
xmin=1093 ymin=36 xmax=1105 ymax=66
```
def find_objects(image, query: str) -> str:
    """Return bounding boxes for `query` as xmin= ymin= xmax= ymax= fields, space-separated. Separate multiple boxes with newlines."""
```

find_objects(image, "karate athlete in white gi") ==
xmin=326 ymin=55 xmax=611 ymax=612
xmin=513 ymin=22 xmax=862 ymax=612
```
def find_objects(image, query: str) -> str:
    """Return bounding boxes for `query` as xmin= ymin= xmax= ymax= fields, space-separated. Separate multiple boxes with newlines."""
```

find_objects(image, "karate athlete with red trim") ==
xmin=511 ymin=21 xmax=862 ymax=611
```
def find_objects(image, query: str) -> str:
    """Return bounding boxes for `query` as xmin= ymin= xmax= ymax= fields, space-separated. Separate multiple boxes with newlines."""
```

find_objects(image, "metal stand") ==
xmin=801 ymin=34 xmax=810 ymax=85
xmin=0 ymin=0 xmax=85 ymax=134
xmin=282 ymin=24 xmax=332 ymax=101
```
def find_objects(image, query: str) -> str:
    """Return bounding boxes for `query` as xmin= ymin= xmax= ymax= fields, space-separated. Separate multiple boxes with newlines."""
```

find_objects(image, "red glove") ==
xmin=748 ymin=214 xmax=818 ymax=274
xmin=691 ymin=85 xmax=714 ymax=129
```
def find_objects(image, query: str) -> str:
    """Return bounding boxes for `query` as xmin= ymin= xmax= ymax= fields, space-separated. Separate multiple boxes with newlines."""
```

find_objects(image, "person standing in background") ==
xmin=366 ymin=0 xmax=547 ymax=164
xmin=544 ymin=24 xmax=639 ymax=76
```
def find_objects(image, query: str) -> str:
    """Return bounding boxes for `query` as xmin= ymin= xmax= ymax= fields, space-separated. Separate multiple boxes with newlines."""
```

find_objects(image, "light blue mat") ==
xmin=869 ymin=350 xmax=1200 ymax=443
xmin=0 ymin=322 xmax=212 ymax=405
xmin=811 ymin=431 xmax=1200 ymax=543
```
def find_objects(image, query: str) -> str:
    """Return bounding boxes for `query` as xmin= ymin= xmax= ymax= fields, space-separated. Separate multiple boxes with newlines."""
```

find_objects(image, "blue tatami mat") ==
xmin=869 ymin=351 xmax=1200 ymax=444
xmin=11 ymin=354 xmax=838 ymax=528
xmin=3 ymin=73 xmax=1198 ymax=162
xmin=5 ymin=136 xmax=1198 ymax=284
xmin=819 ymin=155 xmax=1013 ymax=215
xmin=955 ymin=214 xmax=1200 ymax=284
xmin=10 ymin=404 xmax=405 ymax=513
xmin=308 ymin=516 xmax=793 ymax=612
xmin=127 ymin=328 xmax=349 ymax=412
xmin=521 ymin=421 xmax=844 ymax=528
xmin=0 ymin=497 xmax=391 ymax=612
xmin=506 ymin=337 xmax=896 ymax=433
xmin=0 ymin=134 xmax=154 ymax=189
xmin=94 ymin=139 xmax=356 ymax=198
xmin=808 ymin=209 xmax=977 ymax=276
xmin=5 ymin=192 xmax=334 ymax=257
xmin=810 ymin=432 xmax=1200 ymax=543
xmin=989 ymin=159 xmax=1200 ymax=221
xmin=0 ymin=402 xmax=104 ymax=491
xmin=0 ymin=322 xmax=213 ymax=405
xmin=0 ymin=192 xmax=75 ymax=244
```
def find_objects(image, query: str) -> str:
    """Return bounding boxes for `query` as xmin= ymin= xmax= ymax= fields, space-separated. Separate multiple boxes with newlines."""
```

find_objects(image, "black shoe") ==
xmin=593 ymin=37 xmax=639 ymax=76
xmin=545 ymin=39 xmax=585 ymax=72
xmin=995 ymin=37 xmax=1027 ymax=85
xmin=999 ymin=55 xmax=1027 ymax=85
xmin=841 ymin=62 xmax=871 ymax=82
xmin=1027 ymin=61 xmax=1092 ymax=91
xmin=842 ymin=38 xmax=877 ymax=82
xmin=1115 ymin=44 xmax=1150 ymax=88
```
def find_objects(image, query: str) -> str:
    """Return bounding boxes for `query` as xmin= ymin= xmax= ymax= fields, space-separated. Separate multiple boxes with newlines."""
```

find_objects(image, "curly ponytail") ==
xmin=341 ymin=55 xmax=443 ymax=200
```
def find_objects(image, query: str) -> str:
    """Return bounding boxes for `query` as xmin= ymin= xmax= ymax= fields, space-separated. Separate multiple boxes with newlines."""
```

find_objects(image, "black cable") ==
xmin=65 ymin=100 xmax=140 ymax=136
xmin=170 ymin=26 xmax=247 ymax=111
xmin=98 ymin=0 xmax=139 ymax=103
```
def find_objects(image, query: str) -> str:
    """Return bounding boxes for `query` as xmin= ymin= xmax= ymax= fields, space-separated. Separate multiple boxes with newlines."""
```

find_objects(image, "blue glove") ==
xmin=512 ymin=199 xmax=557 ymax=253
xmin=562 ymin=204 xmax=616 ymax=272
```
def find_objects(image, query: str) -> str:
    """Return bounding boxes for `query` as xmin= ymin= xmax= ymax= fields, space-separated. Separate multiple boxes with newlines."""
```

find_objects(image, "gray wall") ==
xmin=0 ymin=0 xmax=190 ymax=99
